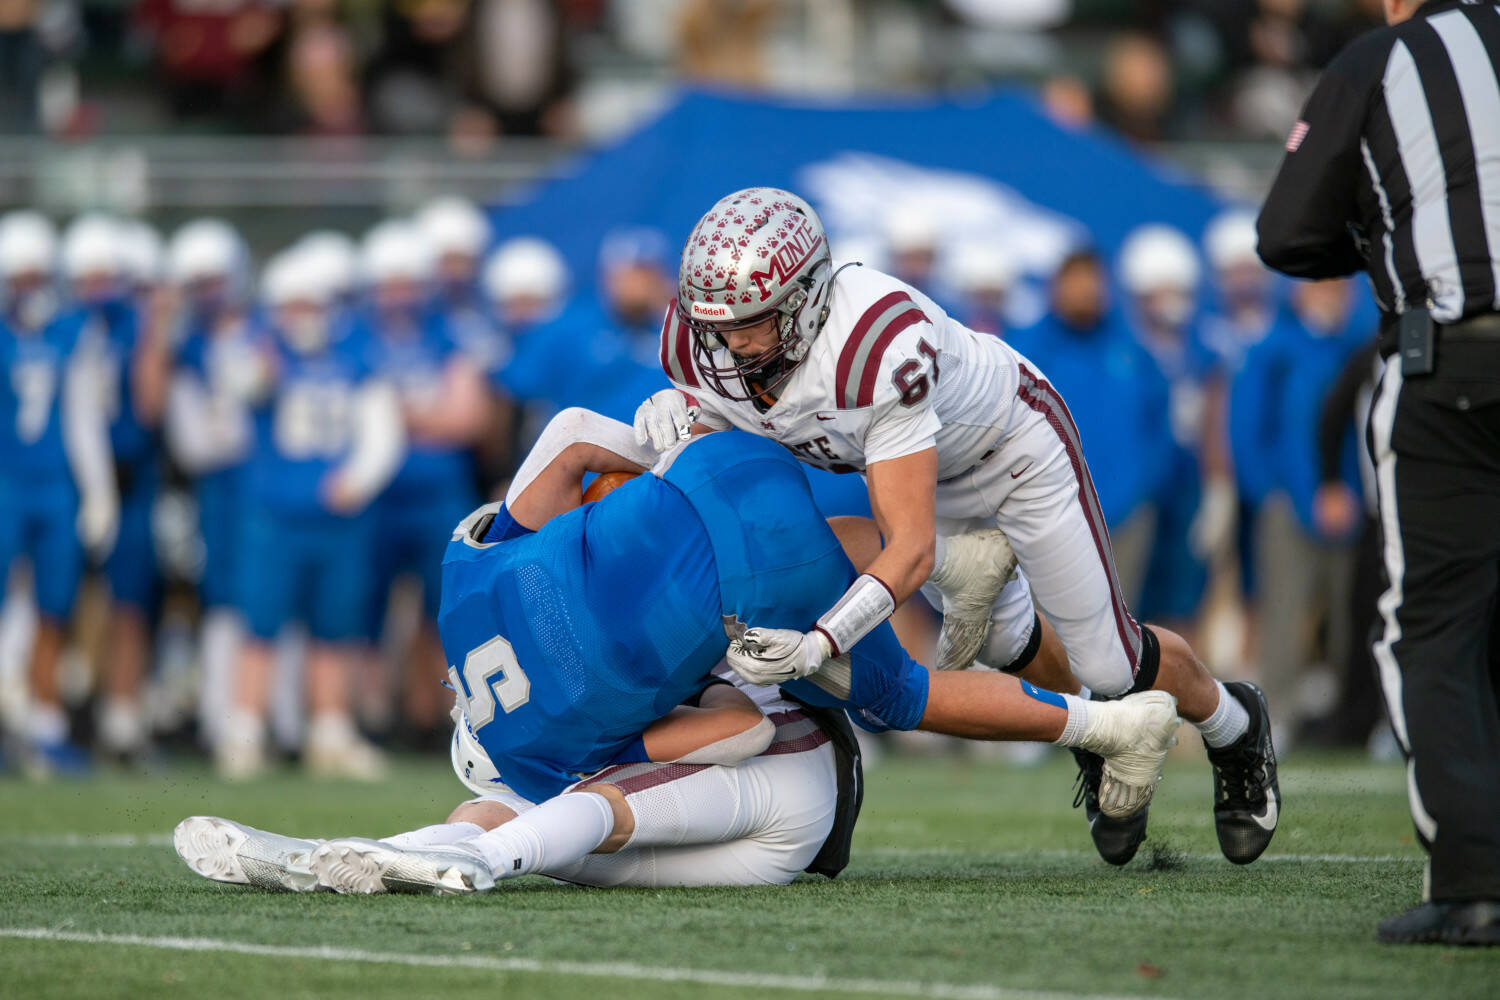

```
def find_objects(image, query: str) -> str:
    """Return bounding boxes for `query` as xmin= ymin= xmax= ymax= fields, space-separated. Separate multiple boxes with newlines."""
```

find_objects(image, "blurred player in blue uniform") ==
xmin=60 ymin=215 xmax=172 ymax=759
xmin=1117 ymin=226 xmax=1230 ymax=635
xmin=217 ymin=247 xmax=406 ymax=780
xmin=354 ymin=219 xmax=488 ymax=741
xmin=0 ymin=211 xmax=117 ymax=775
xmin=1008 ymin=248 xmax=1174 ymax=608
xmin=162 ymin=219 xmax=260 ymax=747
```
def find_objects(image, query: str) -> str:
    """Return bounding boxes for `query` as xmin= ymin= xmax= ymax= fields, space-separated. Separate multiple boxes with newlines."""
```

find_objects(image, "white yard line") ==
xmin=0 ymin=927 xmax=1158 ymax=1000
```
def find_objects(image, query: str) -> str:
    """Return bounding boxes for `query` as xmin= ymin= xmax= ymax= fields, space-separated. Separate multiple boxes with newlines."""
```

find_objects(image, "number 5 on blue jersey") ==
xmin=449 ymin=635 xmax=531 ymax=730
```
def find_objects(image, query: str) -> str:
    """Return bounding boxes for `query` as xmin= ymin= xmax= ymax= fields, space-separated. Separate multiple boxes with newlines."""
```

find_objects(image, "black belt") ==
xmin=1378 ymin=312 xmax=1500 ymax=357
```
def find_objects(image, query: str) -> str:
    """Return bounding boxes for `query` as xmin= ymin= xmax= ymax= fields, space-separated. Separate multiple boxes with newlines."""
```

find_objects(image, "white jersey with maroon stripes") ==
xmin=658 ymin=261 xmax=1149 ymax=696
xmin=661 ymin=262 xmax=1020 ymax=482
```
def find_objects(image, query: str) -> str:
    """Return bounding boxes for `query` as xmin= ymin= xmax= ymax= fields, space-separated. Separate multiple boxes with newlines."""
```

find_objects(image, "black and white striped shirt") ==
xmin=1257 ymin=0 xmax=1500 ymax=324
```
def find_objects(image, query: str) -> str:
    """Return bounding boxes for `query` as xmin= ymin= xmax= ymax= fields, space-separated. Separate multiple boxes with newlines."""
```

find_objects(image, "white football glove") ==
xmin=77 ymin=490 xmax=119 ymax=558
xmin=633 ymin=389 xmax=700 ymax=452
xmin=726 ymin=627 xmax=833 ymax=686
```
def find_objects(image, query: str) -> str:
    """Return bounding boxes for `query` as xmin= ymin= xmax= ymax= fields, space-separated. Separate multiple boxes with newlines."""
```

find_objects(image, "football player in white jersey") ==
xmin=635 ymin=187 xmax=1281 ymax=867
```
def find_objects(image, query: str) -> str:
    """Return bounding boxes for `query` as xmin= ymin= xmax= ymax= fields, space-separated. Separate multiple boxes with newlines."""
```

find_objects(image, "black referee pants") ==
xmin=1368 ymin=339 xmax=1500 ymax=902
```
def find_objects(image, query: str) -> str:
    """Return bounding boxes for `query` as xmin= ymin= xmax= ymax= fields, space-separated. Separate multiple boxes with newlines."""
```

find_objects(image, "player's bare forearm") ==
xmin=864 ymin=449 xmax=939 ymax=604
xmin=640 ymin=684 xmax=770 ymax=763
xmin=507 ymin=441 xmax=647 ymax=530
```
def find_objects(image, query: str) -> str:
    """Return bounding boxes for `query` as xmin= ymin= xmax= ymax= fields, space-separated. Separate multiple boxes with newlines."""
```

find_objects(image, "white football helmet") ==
xmin=482 ymin=236 xmax=567 ymax=306
xmin=415 ymin=195 xmax=489 ymax=259
xmin=60 ymin=213 xmax=122 ymax=280
xmin=117 ymin=219 xmax=165 ymax=287
xmin=1119 ymin=225 xmax=1201 ymax=295
xmin=295 ymin=229 xmax=358 ymax=301
xmin=0 ymin=211 xmax=59 ymax=280
xmin=360 ymin=218 xmax=434 ymax=286
xmin=951 ymin=239 xmax=1018 ymax=295
xmin=678 ymin=186 xmax=837 ymax=401
xmin=263 ymin=248 xmax=333 ymax=354
xmin=167 ymin=218 xmax=246 ymax=286
xmin=1204 ymin=209 xmax=1261 ymax=272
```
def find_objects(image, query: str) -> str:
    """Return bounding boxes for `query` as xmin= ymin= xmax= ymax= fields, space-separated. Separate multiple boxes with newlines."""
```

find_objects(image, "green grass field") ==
xmin=1 ymin=744 xmax=1495 ymax=1000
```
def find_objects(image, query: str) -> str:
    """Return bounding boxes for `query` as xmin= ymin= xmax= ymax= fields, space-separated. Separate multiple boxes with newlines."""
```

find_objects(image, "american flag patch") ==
xmin=1285 ymin=119 xmax=1310 ymax=152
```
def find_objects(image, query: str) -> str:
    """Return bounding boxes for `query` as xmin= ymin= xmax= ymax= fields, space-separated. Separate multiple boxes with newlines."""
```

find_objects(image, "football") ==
xmin=583 ymin=470 xmax=639 ymax=503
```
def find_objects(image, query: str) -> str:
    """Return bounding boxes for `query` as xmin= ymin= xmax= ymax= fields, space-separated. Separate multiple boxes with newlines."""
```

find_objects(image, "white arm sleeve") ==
xmin=504 ymin=406 xmax=658 ymax=508
xmin=61 ymin=344 xmax=116 ymax=504
xmin=331 ymin=380 xmax=406 ymax=507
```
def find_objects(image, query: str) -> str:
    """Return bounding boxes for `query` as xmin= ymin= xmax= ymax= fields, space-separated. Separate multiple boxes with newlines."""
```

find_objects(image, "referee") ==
xmin=1257 ymin=0 xmax=1500 ymax=946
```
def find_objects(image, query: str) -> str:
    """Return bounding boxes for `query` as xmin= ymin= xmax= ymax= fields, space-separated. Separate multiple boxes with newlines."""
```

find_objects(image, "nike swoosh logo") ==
xmin=1252 ymin=791 xmax=1279 ymax=832
xmin=816 ymin=414 xmax=835 ymax=421
xmin=1010 ymin=462 xmax=1033 ymax=479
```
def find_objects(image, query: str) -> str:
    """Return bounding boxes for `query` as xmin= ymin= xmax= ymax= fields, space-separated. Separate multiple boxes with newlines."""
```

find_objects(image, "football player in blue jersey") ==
xmin=0 ymin=211 xmax=117 ymax=775
xmin=163 ymin=219 xmax=259 ymax=746
xmin=60 ymin=215 xmax=172 ymax=760
xmin=215 ymin=247 xmax=405 ymax=781
xmin=175 ymin=407 xmax=1181 ymax=893
xmin=354 ymin=220 xmax=489 ymax=742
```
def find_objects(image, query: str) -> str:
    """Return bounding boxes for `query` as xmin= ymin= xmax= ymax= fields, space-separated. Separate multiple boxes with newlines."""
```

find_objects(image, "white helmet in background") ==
xmin=117 ymin=219 xmax=165 ymax=287
xmin=0 ymin=211 xmax=59 ymax=280
xmin=263 ymin=248 xmax=334 ymax=354
xmin=168 ymin=218 xmax=246 ymax=287
xmin=1119 ymin=224 xmax=1201 ymax=295
xmin=883 ymin=202 xmax=939 ymax=254
xmin=360 ymin=218 xmax=435 ymax=286
xmin=296 ymin=229 xmax=358 ymax=301
xmin=415 ymin=195 xmax=489 ymax=259
xmin=482 ymin=237 xmax=567 ymax=307
xmin=951 ymin=239 xmax=1018 ymax=295
xmin=60 ymin=213 xmax=122 ymax=281
xmin=1203 ymin=209 xmax=1261 ymax=272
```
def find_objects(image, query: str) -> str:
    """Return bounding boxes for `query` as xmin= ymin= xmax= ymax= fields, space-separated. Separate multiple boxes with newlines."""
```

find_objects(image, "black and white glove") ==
xmin=633 ymin=389 xmax=700 ymax=452
xmin=726 ymin=627 xmax=834 ymax=686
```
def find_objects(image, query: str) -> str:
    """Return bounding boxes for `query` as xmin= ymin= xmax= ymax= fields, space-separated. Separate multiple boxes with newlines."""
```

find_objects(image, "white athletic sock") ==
xmin=197 ymin=609 xmax=241 ymax=743
xmin=1196 ymin=681 xmax=1250 ymax=748
xmin=381 ymin=822 xmax=484 ymax=851
xmin=466 ymin=792 xmax=615 ymax=879
xmin=1052 ymin=693 xmax=1090 ymax=747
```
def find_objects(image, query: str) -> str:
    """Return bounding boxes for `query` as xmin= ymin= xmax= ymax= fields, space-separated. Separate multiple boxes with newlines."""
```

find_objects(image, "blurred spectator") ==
xmin=1238 ymin=277 xmax=1369 ymax=740
xmin=277 ymin=0 xmax=362 ymax=135
xmin=676 ymin=0 xmax=777 ymax=89
xmin=465 ymin=0 xmax=576 ymax=137
xmin=0 ymin=1 xmax=45 ymax=131
xmin=134 ymin=0 xmax=283 ymax=125
xmin=1097 ymin=32 xmax=1176 ymax=144
xmin=1008 ymin=248 xmax=1171 ymax=605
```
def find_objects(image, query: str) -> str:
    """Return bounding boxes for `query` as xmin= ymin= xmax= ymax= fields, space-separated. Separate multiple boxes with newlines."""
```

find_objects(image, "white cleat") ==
xmin=311 ymin=838 xmax=494 ymax=896
xmin=1078 ymin=691 xmax=1181 ymax=818
xmin=929 ymin=528 xmax=1019 ymax=670
xmin=173 ymin=816 xmax=322 ymax=892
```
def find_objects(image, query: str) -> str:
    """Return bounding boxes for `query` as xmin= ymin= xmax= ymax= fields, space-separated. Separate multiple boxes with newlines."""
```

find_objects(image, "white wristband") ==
xmin=814 ymin=573 xmax=897 ymax=657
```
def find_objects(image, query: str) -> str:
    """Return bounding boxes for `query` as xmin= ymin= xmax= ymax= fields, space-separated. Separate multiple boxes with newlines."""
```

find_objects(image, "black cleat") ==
xmin=1071 ymin=747 xmax=1149 ymax=866
xmin=1205 ymin=681 xmax=1280 ymax=864
xmin=1377 ymin=901 xmax=1500 ymax=946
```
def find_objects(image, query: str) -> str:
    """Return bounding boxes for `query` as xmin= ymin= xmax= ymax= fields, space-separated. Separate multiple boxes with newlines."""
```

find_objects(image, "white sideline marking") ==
xmin=0 ymin=927 xmax=1156 ymax=1000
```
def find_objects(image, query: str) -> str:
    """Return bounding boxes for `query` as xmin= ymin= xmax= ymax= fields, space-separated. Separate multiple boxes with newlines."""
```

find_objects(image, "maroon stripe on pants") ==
xmin=1015 ymin=363 xmax=1142 ymax=676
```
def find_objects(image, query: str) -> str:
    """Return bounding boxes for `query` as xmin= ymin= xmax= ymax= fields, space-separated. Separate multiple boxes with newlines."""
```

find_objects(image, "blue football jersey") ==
xmin=439 ymin=476 xmax=727 ymax=802
xmin=80 ymin=297 xmax=152 ymax=465
xmin=245 ymin=324 xmax=374 ymax=516
xmin=352 ymin=306 xmax=472 ymax=501
xmin=0 ymin=309 xmax=88 ymax=486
